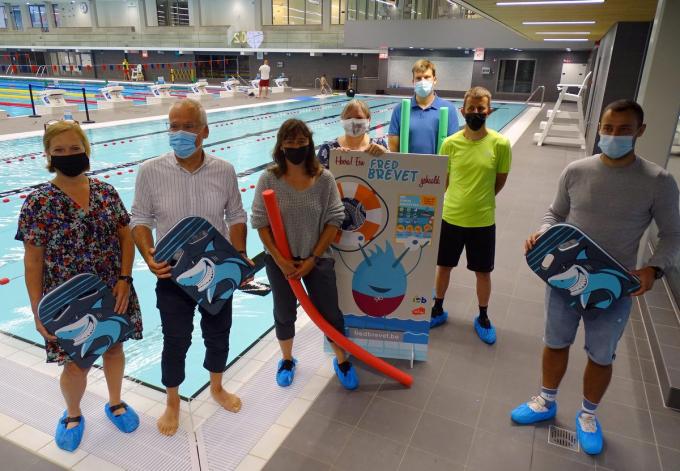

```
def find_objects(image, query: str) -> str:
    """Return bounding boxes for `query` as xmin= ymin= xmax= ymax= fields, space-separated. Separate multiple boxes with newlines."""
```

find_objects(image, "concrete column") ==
xmin=137 ymin=0 xmax=148 ymax=29
xmin=189 ymin=0 xmax=200 ymax=27
xmin=44 ymin=2 xmax=56 ymax=30
xmin=635 ymin=0 xmax=680 ymax=168
xmin=89 ymin=0 xmax=100 ymax=28
xmin=19 ymin=4 xmax=32 ymax=30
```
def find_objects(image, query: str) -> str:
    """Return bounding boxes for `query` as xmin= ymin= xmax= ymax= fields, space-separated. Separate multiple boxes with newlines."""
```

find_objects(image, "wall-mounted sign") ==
xmin=276 ymin=61 xmax=283 ymax=68
xmin=481 ymin=66 xmax=491 ymax=75
xmin=247 ymin=30 xmax=264 ymax=49
xmin=141 ymin=50 xmax=148 ymax=58
xmin=350 ymin=64 xmax=358 ymax=71
xmin=474 ymin=48 xmax=485 ymax=61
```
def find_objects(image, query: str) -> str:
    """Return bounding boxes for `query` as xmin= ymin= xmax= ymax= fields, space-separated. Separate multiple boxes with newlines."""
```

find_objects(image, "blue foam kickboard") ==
xmin=526 ymin=223 xmax=640 ymax=312
xmin=38 ymin=273 xmax=133 ymax=368
xmin=155 ymin=217 xmax=257 ymax=315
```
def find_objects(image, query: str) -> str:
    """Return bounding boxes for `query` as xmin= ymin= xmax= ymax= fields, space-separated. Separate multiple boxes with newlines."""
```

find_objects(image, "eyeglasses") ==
xmin=44 ymin=119 xmax=80 ymax=131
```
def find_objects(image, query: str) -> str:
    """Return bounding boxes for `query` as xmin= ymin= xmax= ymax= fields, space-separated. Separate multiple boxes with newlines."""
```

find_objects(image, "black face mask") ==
xmin=50 ymin=153 xmax=89 ymax=177
xmin=283 ymin=146 xmax=308 ymax=165
xmin=464 ymin=113 xmax=487 ymax=131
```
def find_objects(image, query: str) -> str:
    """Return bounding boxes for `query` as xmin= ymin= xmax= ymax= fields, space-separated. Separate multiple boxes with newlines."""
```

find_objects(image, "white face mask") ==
xmin=341 ymin=118 xmax=370 ymax=138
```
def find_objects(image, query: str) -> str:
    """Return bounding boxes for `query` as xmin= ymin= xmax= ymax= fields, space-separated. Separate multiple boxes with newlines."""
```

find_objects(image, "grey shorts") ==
xmin=543 ymin=286 xmax=632 ymax=366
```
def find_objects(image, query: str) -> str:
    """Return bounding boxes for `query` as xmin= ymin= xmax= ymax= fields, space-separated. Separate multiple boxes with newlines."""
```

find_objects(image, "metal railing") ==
xmin=524 ymin=85 xmax=545 ymax=107
xmin=35 ymin=65 xmax=47 ymax=77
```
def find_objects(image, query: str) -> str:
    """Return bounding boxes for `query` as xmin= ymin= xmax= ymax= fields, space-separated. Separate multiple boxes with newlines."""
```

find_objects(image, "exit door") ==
xmin=560 ymin=63 xmax=588 ymax=85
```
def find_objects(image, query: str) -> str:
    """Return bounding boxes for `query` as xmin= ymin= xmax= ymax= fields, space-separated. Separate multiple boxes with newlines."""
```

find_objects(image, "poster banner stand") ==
xmin=330 ymin=150 xmax=448 ymax=362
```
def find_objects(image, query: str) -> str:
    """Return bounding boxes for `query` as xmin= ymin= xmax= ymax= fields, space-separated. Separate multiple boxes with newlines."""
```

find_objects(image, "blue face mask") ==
xmin=169 ymin=130 xmax=199 ymax=159
xmin=599 ymin=134 xmax=634 ymax=159
xmin=414 ymin=79 xmax=433 ymax=98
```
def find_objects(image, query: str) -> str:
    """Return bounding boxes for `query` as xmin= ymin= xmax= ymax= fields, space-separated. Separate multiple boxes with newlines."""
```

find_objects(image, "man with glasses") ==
xmin=130 ymin=99 xmax=249 ymax=436
xmin=510 ymin=99 xmax=680 ymax=455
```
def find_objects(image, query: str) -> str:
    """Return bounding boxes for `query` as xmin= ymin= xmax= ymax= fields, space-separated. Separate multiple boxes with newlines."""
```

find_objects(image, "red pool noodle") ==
xmin=262 ymin=189 xmax=413 ymax=388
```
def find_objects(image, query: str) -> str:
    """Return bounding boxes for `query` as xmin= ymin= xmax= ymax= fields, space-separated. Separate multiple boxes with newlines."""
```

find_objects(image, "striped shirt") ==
xmin=130 ymin=151 xmax=247 ymax=242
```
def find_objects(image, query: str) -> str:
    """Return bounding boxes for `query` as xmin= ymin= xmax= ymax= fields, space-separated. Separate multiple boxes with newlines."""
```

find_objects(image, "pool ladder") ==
xmin=524 ymin=85 xmax=545 ymax=107
xmin=35 ymin=65 xmax=47 ymax=77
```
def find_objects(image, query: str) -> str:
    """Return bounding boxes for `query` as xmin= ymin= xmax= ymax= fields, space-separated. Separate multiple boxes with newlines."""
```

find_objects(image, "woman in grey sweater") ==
xmin=251 ymin=119 xmax=360 ymax=390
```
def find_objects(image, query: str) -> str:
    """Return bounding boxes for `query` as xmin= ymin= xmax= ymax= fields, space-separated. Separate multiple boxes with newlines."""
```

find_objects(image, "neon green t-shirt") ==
xmin=440 ymin=129 xmax=512 ymax=228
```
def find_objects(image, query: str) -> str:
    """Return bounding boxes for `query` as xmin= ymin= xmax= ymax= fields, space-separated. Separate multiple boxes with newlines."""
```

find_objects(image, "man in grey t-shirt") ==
xmin=510 ymin=100 xmax=680 ymax=455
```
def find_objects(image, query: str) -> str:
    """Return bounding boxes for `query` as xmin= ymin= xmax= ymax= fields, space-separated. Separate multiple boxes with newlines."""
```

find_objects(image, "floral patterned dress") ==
xmin=15 ymin=179 xmax=143 ymax=364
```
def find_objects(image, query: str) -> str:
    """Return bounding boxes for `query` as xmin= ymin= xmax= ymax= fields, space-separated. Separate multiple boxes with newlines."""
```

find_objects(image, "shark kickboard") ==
xmin=526 ymin=223 xmax=640 ymax=312
xmin=238 ymin=252 xmax=271 ymax=296
xmin=155 ymin=216 xmax=257 ymax=315
xmin=38 ymin=273 xmax=133 ymax=369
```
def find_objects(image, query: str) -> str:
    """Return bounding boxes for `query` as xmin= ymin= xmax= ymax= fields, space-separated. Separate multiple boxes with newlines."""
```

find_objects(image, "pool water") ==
xmin=0 ymin=77 xmax=191 ymax=117
xmin=0 ymin=95 xmax=527 ymax=397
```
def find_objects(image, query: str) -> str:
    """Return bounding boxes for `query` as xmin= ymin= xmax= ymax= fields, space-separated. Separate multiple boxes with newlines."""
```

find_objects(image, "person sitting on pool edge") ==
xmin=317 ymin=99 xmax=388 ymax=169
xmin=251 ymin=118 xmax=359 ymax=390
xmin=387 ymin=59 xmax=460 ymax=155
xmin=130 ymin=98 xmax=249 ymax=436
xmin=16 ymin=120 xmax=143 ymax=452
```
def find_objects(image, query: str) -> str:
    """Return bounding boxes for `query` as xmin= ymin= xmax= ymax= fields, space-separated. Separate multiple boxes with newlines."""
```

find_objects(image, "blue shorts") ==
xmin=543 ymin=286 xmax=632 ymax=366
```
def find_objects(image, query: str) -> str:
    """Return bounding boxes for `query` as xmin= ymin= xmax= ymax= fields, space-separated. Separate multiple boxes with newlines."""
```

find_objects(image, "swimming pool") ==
xmin=0 ymin=95 xmax=527 ymax=397
xmin=0 ymin=77 xmax=192 ymax=117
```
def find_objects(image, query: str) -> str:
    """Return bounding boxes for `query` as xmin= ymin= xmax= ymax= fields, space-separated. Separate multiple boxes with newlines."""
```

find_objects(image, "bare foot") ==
xmin=211 ymin=386 xmax=242 ymax=413
xmin=157 ymin=404 xmax=180 ymax=436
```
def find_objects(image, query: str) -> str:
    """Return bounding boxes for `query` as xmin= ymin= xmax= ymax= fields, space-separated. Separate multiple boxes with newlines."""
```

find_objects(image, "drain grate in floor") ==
xmin=548 ymin=425 xmax=579 ymax=452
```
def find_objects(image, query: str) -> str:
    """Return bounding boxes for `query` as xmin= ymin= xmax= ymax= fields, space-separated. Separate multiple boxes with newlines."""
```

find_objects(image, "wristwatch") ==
xmin=651 ymin=266 xmax=664 ymax=280
xmin=118 ymin=275 xmax=134 ymax=284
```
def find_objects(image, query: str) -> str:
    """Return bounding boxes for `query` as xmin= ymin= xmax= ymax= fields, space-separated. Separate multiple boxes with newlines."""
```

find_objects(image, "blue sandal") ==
xmin=55 ymin=412 xmax=85 ymax=452
xmin=105 ymin=402 xmax=139 ymax=433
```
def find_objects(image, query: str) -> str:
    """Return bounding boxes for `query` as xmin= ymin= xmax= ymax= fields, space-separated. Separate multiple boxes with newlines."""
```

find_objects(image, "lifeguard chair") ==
xmin=35 ymin=89 xmax=78 ymax=116
xmin=130 ymin=64 xmax=144 ymax=82
xmin=146 ymin=83 xmax=177 ymax=105
xmin=533 ymin=71 xmax=592 ymax=149
xmin=97 ymin=85 xmax=134 ymax=110
xmin=188 ymin=79 xmax=213 ymax=102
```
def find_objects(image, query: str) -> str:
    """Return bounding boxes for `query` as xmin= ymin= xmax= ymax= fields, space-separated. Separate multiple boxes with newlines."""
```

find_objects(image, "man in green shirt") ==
xmin=431 ymin=86 xmax=511 ymax=345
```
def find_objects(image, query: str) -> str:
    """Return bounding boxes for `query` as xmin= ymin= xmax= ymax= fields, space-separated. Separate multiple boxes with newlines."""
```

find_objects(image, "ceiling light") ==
xmin=543 ymin=38 xmax=589 ymax=41
xmin=523 ymin=21 xmax=595 ymax=25
xmin=536 ymin=31 xmax=591 ymax=35
xmin=498 ymin=0 xmax=604 ymax=5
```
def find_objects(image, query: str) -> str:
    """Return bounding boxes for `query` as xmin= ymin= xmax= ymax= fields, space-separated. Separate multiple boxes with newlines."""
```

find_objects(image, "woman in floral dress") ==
xmin=16 ymin=120 xmax=143 ymax=452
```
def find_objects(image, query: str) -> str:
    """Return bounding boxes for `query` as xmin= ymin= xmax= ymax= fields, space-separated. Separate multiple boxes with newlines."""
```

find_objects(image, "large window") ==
xmin=156 ymin=0 xmax=189 ymax=26
xmin=28 ymin=4 xmax=48 ymax=31
xmin=10 ymin=6 xmax=22 ymax=30
xmin=330 ymin=0 xmax=346 ymax=24
xmin=497 ymin=59 xmax=535 ymax=94
xmin=266 ymin=0 xmax=322 ymax=25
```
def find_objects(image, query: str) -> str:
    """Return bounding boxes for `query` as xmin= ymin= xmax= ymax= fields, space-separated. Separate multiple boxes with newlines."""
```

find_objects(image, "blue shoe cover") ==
xmin=105 ymin=402 xmax=139 ymax=433
xmin=576 ymin=412 xmax=603 ymax=455
xmin=333 ymin=358 xmax=359 ymax=390
xmin=510 ymin=397 xmax=557 ymax=424
xmin=430 ymin=311 xmax=448 ymax=328
xmin=474 ymin=316 xmax=496 ymax=345
xmin=276 ymin=358 xmax=297 ymax=387
xmin=55 ymin=412 xmax=84 ymax=452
